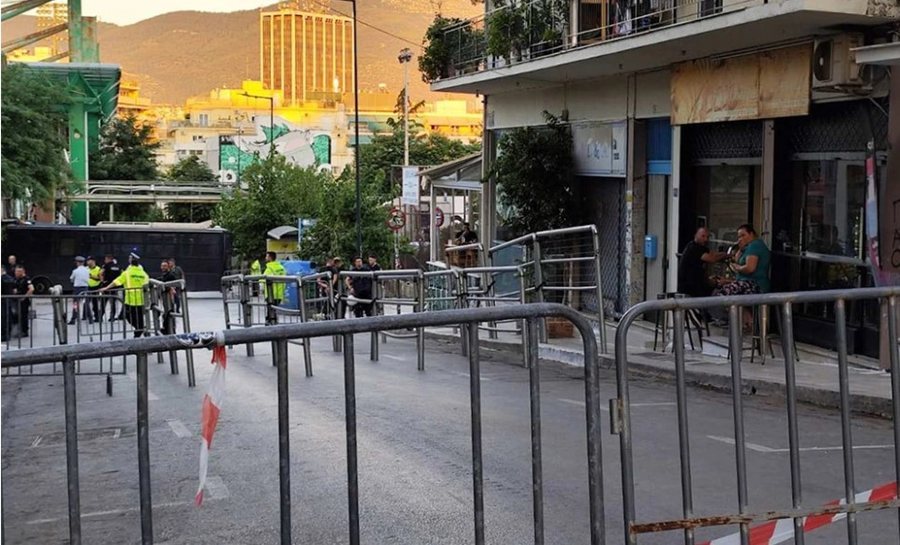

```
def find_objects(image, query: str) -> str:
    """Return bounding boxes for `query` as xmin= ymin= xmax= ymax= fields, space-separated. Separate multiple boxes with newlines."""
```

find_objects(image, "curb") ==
xmin=424 ymin=330 xmax=893 ymax=418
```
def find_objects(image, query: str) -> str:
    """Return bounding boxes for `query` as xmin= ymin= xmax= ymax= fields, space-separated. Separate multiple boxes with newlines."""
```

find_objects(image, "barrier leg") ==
xmin=63 ymin=357 xmax=82 ymax=545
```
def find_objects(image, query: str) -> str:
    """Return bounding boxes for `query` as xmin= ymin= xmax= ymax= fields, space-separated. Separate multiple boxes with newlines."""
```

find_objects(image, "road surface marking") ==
xmin=204 ymin=475 xmax=231 ymax=500
xmin=30 ymin=436 xmax=43 ymax=448
xmin=125 ymin=372 xmax=160 ymax=401
xmin=26 ymin=501 xmax=190 ymax=525
xmin=381 ymin=354 xmax=405 ymax=361
xmin=558 ymin=399 xmax=676 ymax=412
xmin=112 ymin=428 xmax=121 ymax=440
xmin=167 ymin=419 xmax=192 ymax=438
xmin=451 ymin=371 xmax=492 ymax=381
xmin=707 ymin=435 xmax=892 ymax=453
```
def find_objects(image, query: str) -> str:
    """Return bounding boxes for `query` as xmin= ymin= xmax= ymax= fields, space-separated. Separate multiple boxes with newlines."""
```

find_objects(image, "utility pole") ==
xmin=398 ymin=48 xmax=413 ymax=166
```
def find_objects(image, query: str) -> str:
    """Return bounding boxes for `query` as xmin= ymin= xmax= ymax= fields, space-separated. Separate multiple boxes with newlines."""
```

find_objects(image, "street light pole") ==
xmin=398 ymin=48 xmax=413 ymax=167
xmin=352 ymin=0 xmax=361 ymax=257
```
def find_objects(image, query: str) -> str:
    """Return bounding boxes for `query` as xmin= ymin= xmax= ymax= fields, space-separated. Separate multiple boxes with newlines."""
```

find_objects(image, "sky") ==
xmin=41 ymin=1 xmax=277 ymax=26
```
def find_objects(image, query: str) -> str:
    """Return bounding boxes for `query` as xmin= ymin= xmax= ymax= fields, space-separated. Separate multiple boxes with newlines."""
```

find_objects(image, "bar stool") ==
xmin=653 ymin=293 xmax=704 ymax=352
xmin=728 ymin=303 xmax=799 ymax=365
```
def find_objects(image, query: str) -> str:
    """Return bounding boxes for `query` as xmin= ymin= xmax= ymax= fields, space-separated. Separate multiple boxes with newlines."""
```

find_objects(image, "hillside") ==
xmin=1 ymin=1 xmax=481 ymax=105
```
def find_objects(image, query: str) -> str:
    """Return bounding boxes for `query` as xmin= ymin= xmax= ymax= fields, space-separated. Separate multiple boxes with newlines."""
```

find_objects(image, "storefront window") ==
xmin=690 ymin=165 xmax=754 ymax=246
xmin=797 ymin=160 xmax=865 ymax=259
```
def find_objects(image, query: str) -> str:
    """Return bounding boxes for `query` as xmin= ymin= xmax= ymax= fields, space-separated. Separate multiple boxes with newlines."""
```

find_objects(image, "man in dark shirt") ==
xmin=12 ymin=265 xmax=34 ymax=337
xmin=456 ymin=222 xmax=478 ymax=244
xmin=167 ymin=258 xmax=184 ymax=312
xmin=346 ymin=257 xmax=374 ymax=318
xmin=101 ymin=254 xmax=122 ymax=321
xmin=678 ymin=227 xmax=727 ymax=297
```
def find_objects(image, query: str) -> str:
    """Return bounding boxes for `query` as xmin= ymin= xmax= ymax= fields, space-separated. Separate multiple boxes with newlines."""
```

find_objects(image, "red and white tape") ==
xmin=195 ymin=345 xmax=227 ymax=506
xmin=701 ymin=481 xmax=897 ymax=545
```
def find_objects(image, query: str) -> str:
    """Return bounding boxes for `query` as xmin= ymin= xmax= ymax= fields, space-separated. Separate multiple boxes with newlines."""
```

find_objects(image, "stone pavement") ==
xmin=425 ymin=317 xmax=896 ymax=417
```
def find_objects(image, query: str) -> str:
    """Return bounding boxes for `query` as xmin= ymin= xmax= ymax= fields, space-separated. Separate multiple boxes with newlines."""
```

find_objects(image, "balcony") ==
xmin=430 ymin=0 xmax=893 ymax=94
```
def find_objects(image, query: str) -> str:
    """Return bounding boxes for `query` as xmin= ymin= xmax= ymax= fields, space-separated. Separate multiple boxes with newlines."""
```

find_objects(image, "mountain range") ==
xmin=1 ymin=1 xmax=481 ymax=105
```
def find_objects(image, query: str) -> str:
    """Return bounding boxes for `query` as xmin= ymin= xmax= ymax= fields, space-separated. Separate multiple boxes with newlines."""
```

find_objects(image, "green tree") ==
xmin=1 ymin=64 xmax=73 ymax=205
xmin=298 ymin=169 xmax=395 ymax=263
xmin=213 ymin=154 xmax=325 ymax=260
xmin=165 ymin=156 xmax=217 ymax=223
xmin=89 ymin=114 xmax=161 ymax=223
xmin=490 ymin=112 xmax=579 ymax=238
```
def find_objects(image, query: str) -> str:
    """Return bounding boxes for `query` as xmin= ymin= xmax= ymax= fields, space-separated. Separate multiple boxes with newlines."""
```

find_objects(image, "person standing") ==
xmin=69 ymin=256 xmax=91 ymax=324
xmin=677 ymin=227 xmax=727 ymax=298
xmin=101 ymin=254 xmax=122 ymax=321
xmin=12 ymin=265 xmax=34 ymax=337
xmin=5 ymin=255 xmax=17 ymax=277
xmin=86 ymin=256 xmax=103 ymax=322
xmin=99 ymin=251 xmax=149 ymax=337
xmin=159 ymin=260 xmax=178 ymax=334
xmin=167 ymin=258 xmax=184 ymax=312
xmin=262 ymin=251 xmax=286 ymax=305
xmin=346 ymin=257 xmax=374 ymax=318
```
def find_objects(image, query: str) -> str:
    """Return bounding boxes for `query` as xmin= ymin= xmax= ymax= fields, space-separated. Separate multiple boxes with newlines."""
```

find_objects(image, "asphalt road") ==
xmin=2 ymin=300 xmax=898 ymax=544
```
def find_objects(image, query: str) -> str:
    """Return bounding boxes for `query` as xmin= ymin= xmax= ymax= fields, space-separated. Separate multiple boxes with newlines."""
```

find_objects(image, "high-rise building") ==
xmin=260 ymin=5 xmax=354 ymax=105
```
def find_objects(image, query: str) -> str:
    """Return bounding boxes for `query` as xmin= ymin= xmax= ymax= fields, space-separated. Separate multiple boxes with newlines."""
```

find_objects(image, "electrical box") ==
xmin=644 ymin=235 xmax=658 ymax=260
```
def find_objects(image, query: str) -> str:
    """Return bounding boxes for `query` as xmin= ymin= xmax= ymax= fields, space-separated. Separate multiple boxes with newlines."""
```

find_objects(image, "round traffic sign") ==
xmin=434 ymin=207 xmax=445 ymax=227
xmin=386 ymin=206 xmax=406 ymax=231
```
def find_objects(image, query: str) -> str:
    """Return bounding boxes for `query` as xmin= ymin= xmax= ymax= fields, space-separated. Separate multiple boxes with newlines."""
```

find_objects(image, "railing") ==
xmin=439 ymin=0 xmax=765 ymax=80
xmin=613 ymin=286 xmax=900 ymax=544
xmin=1 ymin=303 xmax=605 ymax=545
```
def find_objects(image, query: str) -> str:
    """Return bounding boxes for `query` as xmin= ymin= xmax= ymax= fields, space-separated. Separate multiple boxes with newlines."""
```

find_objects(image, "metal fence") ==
xmin=2 ymin=280 xmax=196 ymax=390
xmin=1 ymin=303 xmax=605 ymax=545
xmin=613 ymin=286 xmax=900 ymax=545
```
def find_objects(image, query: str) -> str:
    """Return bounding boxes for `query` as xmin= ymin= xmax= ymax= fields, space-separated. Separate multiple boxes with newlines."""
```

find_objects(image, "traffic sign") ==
xmin=386 ymin=206 xmax=406 ymax=231
xmin=434 ymin=207 xmax=445 ymax=227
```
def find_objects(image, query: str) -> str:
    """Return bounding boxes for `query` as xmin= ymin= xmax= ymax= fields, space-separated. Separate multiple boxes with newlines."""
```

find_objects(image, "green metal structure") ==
xmin=5 ymin=0 xmax=116 ymax=224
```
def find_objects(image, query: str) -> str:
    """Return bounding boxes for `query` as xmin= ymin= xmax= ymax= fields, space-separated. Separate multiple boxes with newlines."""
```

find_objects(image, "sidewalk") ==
xmin=425 ymin=318 xmax=895 ymax=417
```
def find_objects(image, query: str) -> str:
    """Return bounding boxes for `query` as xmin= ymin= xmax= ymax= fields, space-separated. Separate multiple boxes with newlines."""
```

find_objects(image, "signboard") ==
xmin=571 ymin=120 xmax=628 ymax=177
xmin=386 ymin=207 xmax=406 ymax=231
xmin=434 ymin=207 xmax=445 ymax=227
xmin=671 ymin=44 xmax=810 ymax=125
xmin=401 ymin=166 xmax=420 ymax=206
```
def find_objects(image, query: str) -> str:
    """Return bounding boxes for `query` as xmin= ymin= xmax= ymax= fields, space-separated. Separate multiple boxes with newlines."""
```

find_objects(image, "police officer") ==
xmin=12 ymin=265 xmax=34 ymax=337
xmin=250 ymin=255 xmax=262 ymax=297
xmin=99 ymin=251 xmax=149 ymax=338
xmin=86 ymin=256 xmax=102 ymax=322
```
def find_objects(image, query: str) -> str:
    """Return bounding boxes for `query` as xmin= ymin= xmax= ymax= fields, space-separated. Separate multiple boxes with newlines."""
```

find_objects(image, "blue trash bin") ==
xmin=280 ymin=260 xmax=315 ymax=309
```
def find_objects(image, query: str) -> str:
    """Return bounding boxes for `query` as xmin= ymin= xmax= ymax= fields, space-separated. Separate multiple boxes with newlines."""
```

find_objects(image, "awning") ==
xmin=267 ymin=225 xmax=299 ymax=240
xmin=420 ymin=153 xmax=482 ymax=191
xmin=24 ymin=62 xmax=121 ymax=120
xmin=852 ymin=42 xmax=900 ymax=66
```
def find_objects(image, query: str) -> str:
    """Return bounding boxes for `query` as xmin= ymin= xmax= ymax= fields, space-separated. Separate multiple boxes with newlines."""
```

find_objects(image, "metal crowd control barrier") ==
xmin=488 ymin=225 xmax=608 ymax=352
xmin=458 ymin=266 xmax=525 ymax=352
xmin=372 ymin=269 xmax=426 ymax=370
xmin=612 ymin=286 xmax=900 ymax=545
xmin=1 ymin=303 xmax=606 ymax=545
xmin=148 ymin=279 xmax=196 ymax=387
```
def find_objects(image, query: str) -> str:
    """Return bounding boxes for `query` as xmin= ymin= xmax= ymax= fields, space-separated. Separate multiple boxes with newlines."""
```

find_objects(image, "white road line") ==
xmin=381 ymin=354 xmax=405 ymax=361
xmin=30 ymin=435 xmax=43 ymax=448
xmin=167 ymin=419 xmax=192 ymax=438
xmin=557 ymin=399 xmax=676 ymax=412
xmin=706 ymin=435 xmax=892 ymax=453
xmin=204 ymin=475 xmax=231 ymax=500
xmin=26 ymin=501 xmax=190 ymax=525
xmin=125 ymin=372 xmax=160 ymax=401
xmin=451 ymin=371 xmax=492 ymax=381
xmin=112 ymin=428 xmax=121 ymax=440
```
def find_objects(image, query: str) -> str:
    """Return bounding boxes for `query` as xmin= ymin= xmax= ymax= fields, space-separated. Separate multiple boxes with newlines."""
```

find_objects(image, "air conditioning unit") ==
xmin=812 ymin=33 xmax=865 ymax=90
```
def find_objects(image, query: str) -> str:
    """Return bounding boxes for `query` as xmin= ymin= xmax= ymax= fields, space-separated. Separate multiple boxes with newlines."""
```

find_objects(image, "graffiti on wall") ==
xmin=219 ymin=115 xmax=331 ymax=183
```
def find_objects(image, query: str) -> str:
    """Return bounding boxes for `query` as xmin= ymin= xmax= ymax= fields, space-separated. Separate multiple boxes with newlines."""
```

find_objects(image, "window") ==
xmin=797 ymin=160 xmax=866 ymax=259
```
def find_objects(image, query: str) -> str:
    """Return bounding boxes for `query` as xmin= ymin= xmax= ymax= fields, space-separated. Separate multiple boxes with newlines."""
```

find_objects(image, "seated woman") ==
xmin=712 ymin=224 xmax=771 ymax=330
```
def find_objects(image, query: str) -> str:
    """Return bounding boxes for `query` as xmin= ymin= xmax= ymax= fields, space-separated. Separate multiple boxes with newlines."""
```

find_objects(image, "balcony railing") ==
xmin=436 ymin=0 xmax=765 ymax=81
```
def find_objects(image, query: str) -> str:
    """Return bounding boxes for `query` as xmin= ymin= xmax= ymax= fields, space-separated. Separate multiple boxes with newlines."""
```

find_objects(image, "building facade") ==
xmin=260 ymin=6 xmax=354 ymax=105
xmin=433 ymin=0 xmax=899 ymax=354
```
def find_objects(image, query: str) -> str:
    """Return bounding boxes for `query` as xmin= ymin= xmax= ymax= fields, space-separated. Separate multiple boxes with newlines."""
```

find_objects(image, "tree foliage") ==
xmin=88 ymin=114 xmax=161 ymax=223
xmin=213 ymin=154 xmax=326 ymax=260
xmin=490 ymin=112 xmax=579 ymax=238
xmin=90 ymin=114 xmax=159 ymax=181
xmin=165 ymin=156 xmax=217 ymax=223
xmin=1 ymin=64 xmax=73 ymax=204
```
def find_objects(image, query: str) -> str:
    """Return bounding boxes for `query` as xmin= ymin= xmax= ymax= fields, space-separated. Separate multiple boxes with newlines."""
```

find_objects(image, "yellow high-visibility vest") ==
xmin=263 ymin=260 xmax=287 ymax=301
xmin=250 ymin=260 xmax=261 ymax=275
xmin=111 ymin=265 xmax=149 ymax=306
xmin=88 ymin=265 xmax=102 ymax=288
